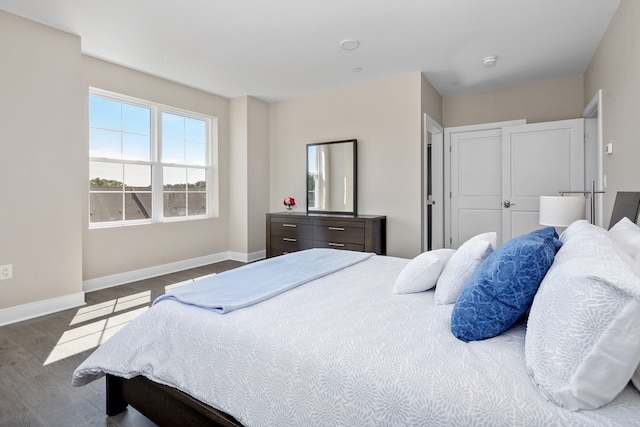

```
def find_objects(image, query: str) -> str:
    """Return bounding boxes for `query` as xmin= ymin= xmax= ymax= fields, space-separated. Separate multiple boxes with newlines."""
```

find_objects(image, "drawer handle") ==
xmin=328 ymin=242 xmax=345 ymax=247
xmin=328 ymin=227 xmax=345 ymax=231
xmin=283 ymin=238 xmax=297 ymax=242
xmin=282 ymin=224 xmax=297 ymax=228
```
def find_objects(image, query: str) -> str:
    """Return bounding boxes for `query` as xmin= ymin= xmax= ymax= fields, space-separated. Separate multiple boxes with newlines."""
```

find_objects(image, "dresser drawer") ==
xmin=271 ymin=218 xmax=313 ymax=241
xmin=312 ymin=241 xmax=365 ymax=252
xmin=313 ymin=218 xmax=365 ymax=229
xmin=313 ymin=223 xmax=365 ymax=245
xmin=270 ymin=237 xmax=313 ymax=256
xmin=266 ymin=213 xmax=385 ymax=258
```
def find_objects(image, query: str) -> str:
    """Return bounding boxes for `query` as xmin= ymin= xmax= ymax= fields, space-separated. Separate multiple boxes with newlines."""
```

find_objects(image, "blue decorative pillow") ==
xmin=451 ymin=227 xmax=562 ymax=342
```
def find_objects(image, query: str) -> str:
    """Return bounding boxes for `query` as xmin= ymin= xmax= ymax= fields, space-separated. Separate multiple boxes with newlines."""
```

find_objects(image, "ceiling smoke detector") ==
xmin=483 ymin=56 xmax=498 ymax=67
xmin=340 ymin=39 xmax=360 ymax=50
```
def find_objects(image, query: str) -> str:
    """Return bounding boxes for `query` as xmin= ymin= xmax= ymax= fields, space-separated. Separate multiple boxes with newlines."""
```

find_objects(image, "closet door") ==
xmin=447 ymin=119 xmax=584 ymax=248
xmin=501 ymin=119 xmax=584 ymax=240
xmin=450 ymin=128 xmax=503 ymax=247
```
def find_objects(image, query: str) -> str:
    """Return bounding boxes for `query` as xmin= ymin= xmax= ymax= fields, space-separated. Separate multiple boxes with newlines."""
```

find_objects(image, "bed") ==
xmin=73 ymin=201 xmax=640 ymax=426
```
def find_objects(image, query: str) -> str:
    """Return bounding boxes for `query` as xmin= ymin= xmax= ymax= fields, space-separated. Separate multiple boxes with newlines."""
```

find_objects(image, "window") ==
xmin=89 ymin=88 xmax=216 ymax=227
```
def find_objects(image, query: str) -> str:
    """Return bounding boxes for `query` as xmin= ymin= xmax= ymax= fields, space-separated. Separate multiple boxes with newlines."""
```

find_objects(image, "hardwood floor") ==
xmin=0 ymin=260 xmax=243 ymax=427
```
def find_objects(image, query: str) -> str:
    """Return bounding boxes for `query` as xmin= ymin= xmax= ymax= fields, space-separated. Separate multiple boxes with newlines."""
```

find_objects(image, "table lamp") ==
xmin=539 ymin=196 xmax=586 ymax=227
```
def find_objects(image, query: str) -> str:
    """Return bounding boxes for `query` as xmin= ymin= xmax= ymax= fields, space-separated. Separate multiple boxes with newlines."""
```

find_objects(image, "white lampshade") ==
xmin=539 ymin=196 xmax=586 ymax=227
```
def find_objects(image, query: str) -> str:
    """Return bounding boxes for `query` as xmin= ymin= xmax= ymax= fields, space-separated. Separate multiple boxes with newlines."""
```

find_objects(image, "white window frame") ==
xmin=89 ymin=87 xmax=218 ymax=228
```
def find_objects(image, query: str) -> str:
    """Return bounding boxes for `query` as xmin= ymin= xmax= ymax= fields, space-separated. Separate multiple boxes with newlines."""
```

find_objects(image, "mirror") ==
xmin=307 ymin=139 xmax=357 ymax=215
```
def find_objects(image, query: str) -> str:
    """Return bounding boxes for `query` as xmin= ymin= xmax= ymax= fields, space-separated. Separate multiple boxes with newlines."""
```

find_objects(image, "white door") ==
xmin=501 ymin=119 xmax=584 ymax=241
xmin=451 ymin=128 xmax=504 ymax=246
xmin=448 ymin=119 xmax=584 ymax=248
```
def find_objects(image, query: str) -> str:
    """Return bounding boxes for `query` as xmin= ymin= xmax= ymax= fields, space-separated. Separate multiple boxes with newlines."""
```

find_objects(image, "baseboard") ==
xmin=0 ymin=251 xmax=261 ymax=326
xmin=82 ymin=251 xmax=235 ymax=293
xmin=0 ymin=292 xmax=85 ymax=327
xmin=229 ymin=250 xmax=266 ymax=263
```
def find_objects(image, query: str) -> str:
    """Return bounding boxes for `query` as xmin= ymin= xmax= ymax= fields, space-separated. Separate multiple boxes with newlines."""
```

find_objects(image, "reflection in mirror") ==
xmin=307 ymin=139 xmax=357 ymax=215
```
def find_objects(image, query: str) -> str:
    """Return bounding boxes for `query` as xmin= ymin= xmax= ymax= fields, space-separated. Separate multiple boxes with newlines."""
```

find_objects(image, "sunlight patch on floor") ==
xmin=44 ymin=306 xmax=148 ymax=366
xmin=70 ymin=290 xmax=151 ymax=325
xmin=45 ymin=273 xmax=217 ymax=366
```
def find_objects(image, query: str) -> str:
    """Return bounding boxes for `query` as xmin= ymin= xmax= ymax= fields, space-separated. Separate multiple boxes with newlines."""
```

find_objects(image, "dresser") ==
xmin=266 ymin=212 xmax=386 ymax=258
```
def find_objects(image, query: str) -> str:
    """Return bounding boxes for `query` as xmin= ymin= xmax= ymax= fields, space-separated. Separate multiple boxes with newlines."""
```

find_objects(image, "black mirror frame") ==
xmin=306 ymin=139 xmax=357 ymax=216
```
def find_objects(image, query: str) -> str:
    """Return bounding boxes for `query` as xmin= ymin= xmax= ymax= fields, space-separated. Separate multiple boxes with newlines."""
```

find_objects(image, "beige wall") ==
xmin=82 ymin=56 xmax=231 ymax=280
xmin=0 ymin=11 xmax=84 ymax=310
xmin=229 ymin=97 xmax=249 ymax=254
xmin=270 ymin=72 xmax=441 ymax=258
xmin=246 ymin=97 xmax=270 ymax=254
xmin=2 ymin=2 xmax=636 ymax=319
xmin=443 ymin=74 xmax=584 ymax=127
xmin=584 ymin=0 xmax=640 ymax=222
xmin=228 ymin=96 xmax=270 ymax=258
xmin=421 ymin=73 xmax=443 ymax=125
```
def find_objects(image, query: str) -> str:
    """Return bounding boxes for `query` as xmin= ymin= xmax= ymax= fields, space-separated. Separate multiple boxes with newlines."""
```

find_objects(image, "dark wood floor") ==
xmin=0 ymin=260 xmax=243 ymax=427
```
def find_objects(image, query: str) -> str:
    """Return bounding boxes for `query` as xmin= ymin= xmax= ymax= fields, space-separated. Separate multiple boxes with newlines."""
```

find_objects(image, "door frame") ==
xmin=423 ymin=113 xmax=444 ymax=250
xmin=443 ymin=120 xmax=526 ymax=248
xmin=583 ymin=89 xmax=604 ymax=227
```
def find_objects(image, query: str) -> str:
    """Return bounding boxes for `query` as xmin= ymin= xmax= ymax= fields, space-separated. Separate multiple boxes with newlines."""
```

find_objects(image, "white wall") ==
xmin=0 ymin=11 xmax=84 ymax=315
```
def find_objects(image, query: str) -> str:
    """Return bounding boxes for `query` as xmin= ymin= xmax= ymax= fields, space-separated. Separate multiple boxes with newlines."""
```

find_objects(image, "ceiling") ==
xmin=0 ymin=0 xmax=620 ymax=103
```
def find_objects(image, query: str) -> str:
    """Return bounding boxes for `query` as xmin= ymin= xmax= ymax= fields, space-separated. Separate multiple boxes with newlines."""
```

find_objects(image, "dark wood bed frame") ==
xmin=106 ymin=374 xmax=243 ymax=427
xmin=103 ymin=192 xmax=640 ymax=426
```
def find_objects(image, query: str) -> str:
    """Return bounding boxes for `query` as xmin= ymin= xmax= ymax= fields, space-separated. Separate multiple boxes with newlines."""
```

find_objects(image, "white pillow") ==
xmin=612 ymin=242 xmax=640 ymax=277
xmin=393 ymin=249 xmax=456 ymax=294
xmin=632 ymin=365 xmax=640 ymax=391
xmin=620 ymin=222 xmax=640 ymax=390
xmin=526 ymin=223 xmax=640 ymax=410
xmin=559 ymin=219 xmax=591 ymax=243
xmin=609 ymin=216 xmax=640 ymax=261
xmin=434 ymin=232 xmax=497 ymax=305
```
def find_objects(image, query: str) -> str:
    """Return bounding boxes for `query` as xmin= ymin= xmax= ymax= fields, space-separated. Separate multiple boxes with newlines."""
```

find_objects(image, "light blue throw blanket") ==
xmin=153 ymin=248 xmax=374 ymax=314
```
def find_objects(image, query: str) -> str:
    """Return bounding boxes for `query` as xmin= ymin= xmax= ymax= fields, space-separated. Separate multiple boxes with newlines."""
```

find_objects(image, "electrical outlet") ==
xmin=0 ymin=264 xmax=12 ymax=280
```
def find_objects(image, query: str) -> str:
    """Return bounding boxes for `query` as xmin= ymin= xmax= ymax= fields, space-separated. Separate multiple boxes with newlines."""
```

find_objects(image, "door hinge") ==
xmin=450 ymin=192 xmax=452 ymax=198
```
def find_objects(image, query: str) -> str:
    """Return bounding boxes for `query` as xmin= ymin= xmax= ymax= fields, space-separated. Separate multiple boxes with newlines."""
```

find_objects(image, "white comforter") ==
xmin=73 ymin=255 xmax=640 ymax=426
